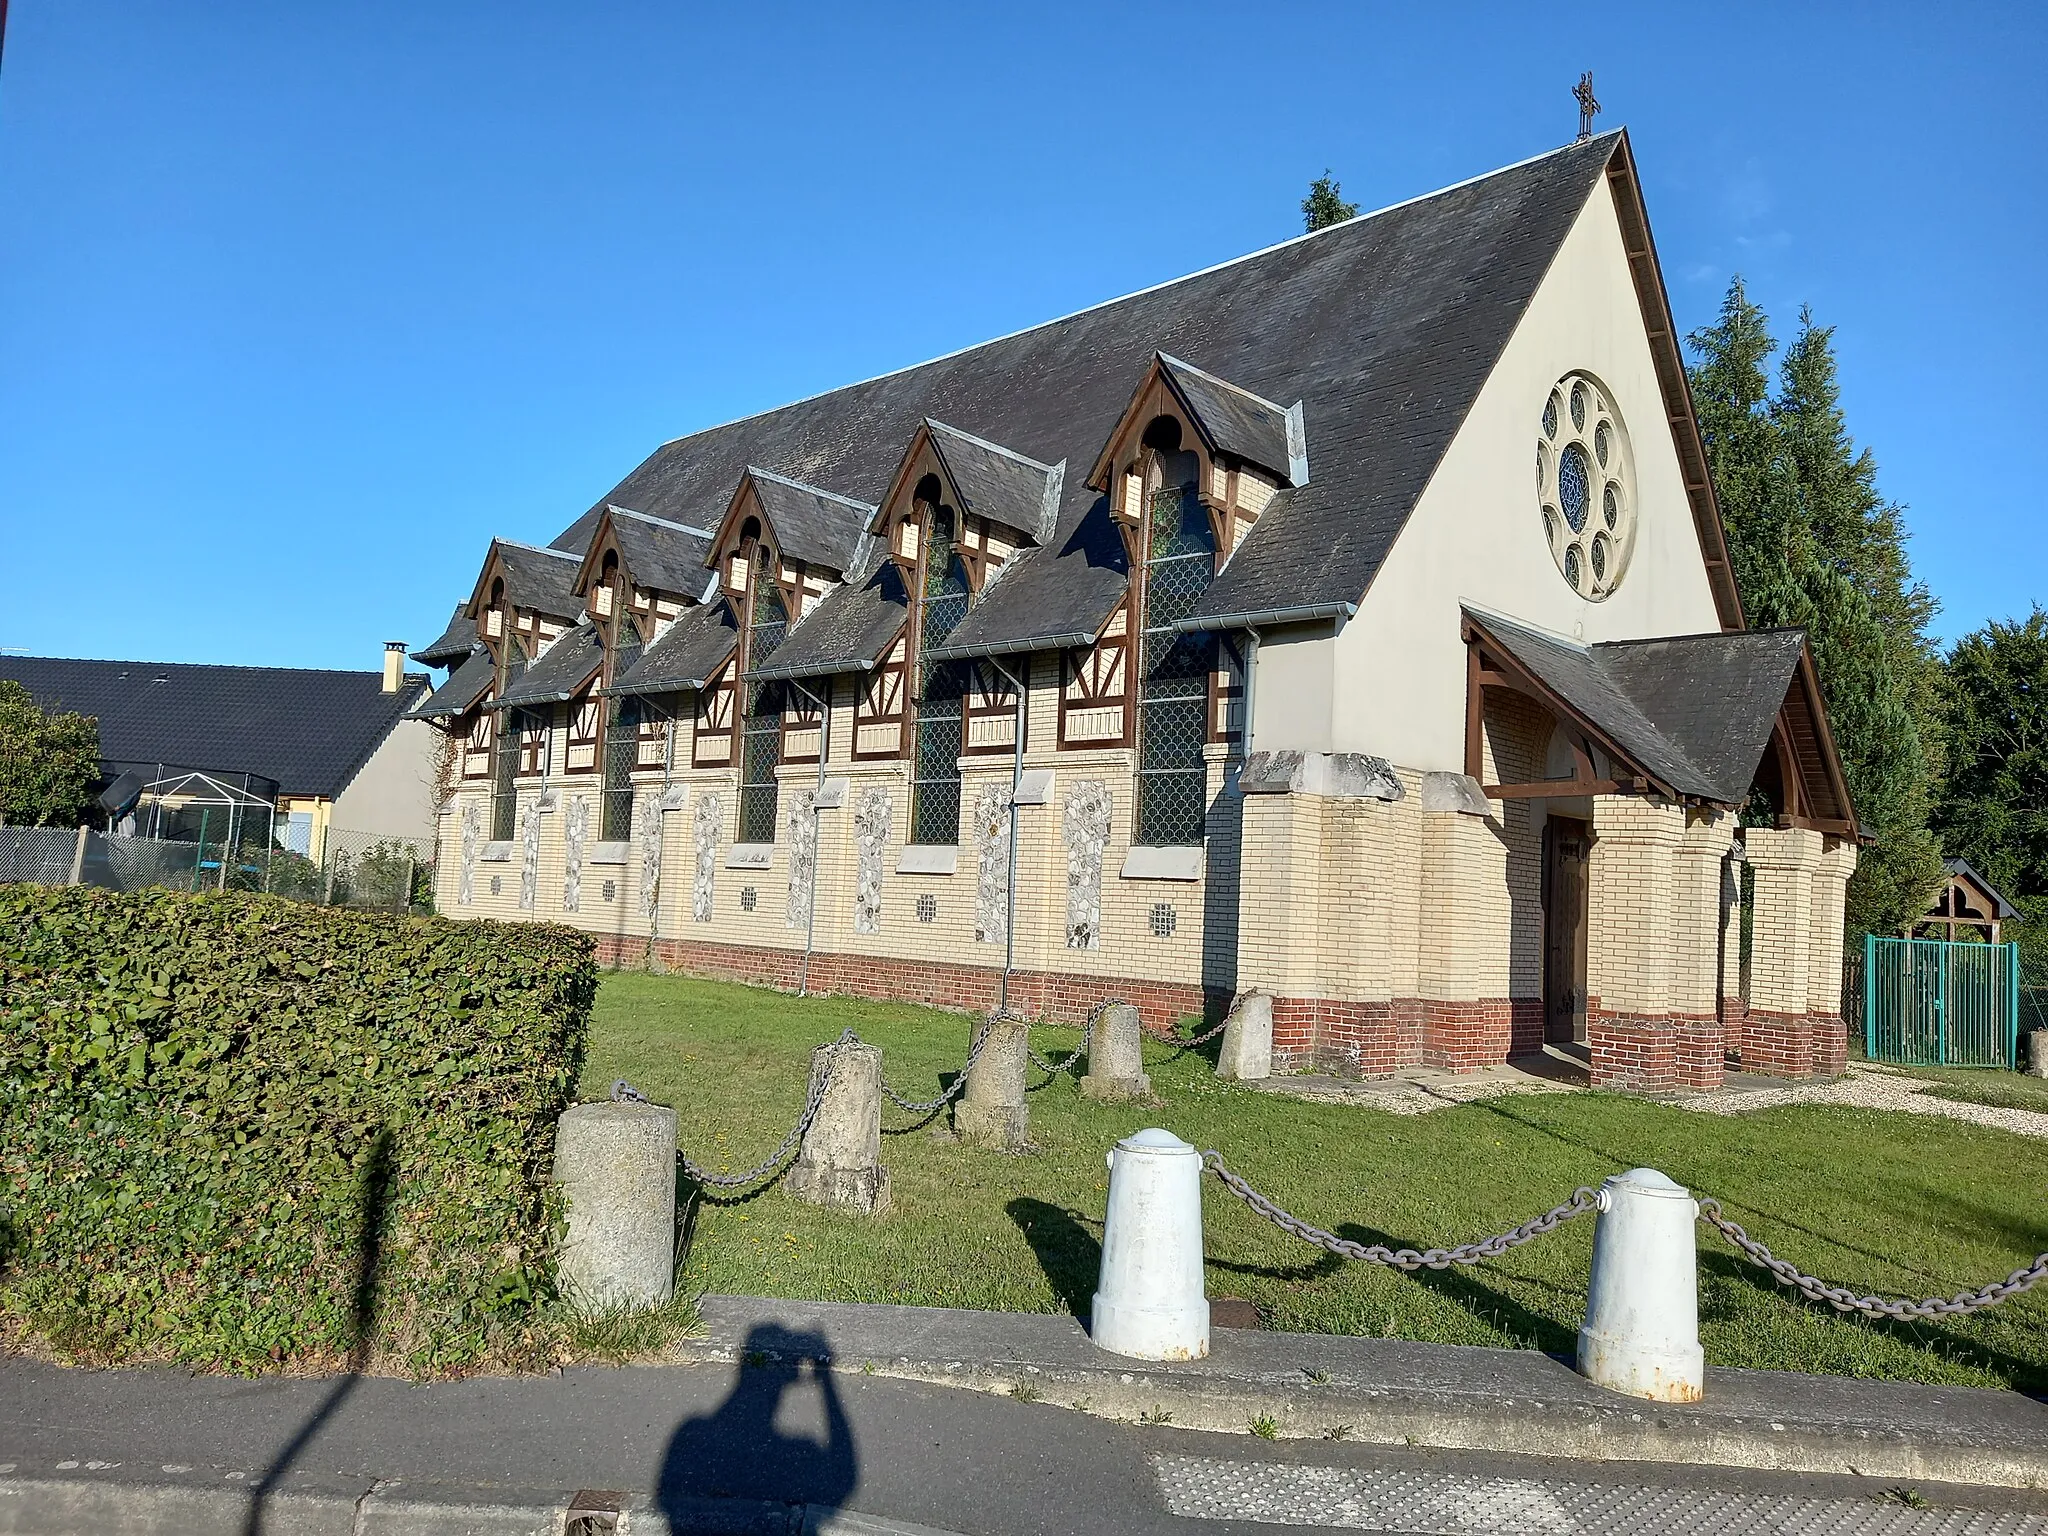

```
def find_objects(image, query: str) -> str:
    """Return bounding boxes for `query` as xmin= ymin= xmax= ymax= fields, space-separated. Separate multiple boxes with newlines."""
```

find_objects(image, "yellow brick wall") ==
xmin=1743 ymin=825 xmax=1823 ymax=1015
xmin=1807 ymin=836 xmax=1859 ymax=1016
xmin=1587 ymin=796 xmax=1684 ymax=1015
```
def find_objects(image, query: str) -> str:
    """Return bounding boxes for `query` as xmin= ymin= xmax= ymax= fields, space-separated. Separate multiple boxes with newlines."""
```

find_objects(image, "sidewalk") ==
xmin=678 ymin=1294 xmax=2048 ymax=1488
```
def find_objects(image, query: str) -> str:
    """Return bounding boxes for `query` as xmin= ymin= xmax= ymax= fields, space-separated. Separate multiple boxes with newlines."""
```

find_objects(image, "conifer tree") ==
xmin=1687 ymin=281 xmax=1944 ymax=936
xmin=1302 ymin=172 xmax=1359 ymax=232
xmin=1935 ymin=607 xmax=2048 ymax=961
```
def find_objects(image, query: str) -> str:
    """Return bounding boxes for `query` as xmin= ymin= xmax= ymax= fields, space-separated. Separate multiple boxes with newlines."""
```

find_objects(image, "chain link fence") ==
xmin=0 ymin=824 xmax=435 ymax=913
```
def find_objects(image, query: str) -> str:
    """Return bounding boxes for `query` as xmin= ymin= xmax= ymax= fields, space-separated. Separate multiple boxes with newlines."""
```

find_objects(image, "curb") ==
xmin=682 ymin=1295 xmax=2048 ymax=1490
xmin=0 ymin=1472 xmax=968 ymax=1536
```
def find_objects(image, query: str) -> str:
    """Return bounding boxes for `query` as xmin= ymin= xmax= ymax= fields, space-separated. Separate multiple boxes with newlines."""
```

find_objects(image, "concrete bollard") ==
xmin=1577 ymin=1167 xmax=1704 ymax=1402
xmin=1215 ymin=991 xmax=1273 ymax=1081
xmin=785 ymin=1041 xmax=891 ymax=1214
xmin=1081 ymin=1003 xmax=1151 ymax=1101
xmin=552 ymin=1100 xmax=679 ymax=1310
xmin=1091 ymin=1128 xmax=1209 ymax=1360
xmin=2027 ymin=1030 xmax=2048 ymax=1080
xmin=955 ymin=1016 xmax=1031 ymax=1151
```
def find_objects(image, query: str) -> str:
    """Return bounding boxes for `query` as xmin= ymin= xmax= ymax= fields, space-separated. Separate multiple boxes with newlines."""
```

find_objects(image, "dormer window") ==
xmin=594 ymin=550 xmax=619 ymax=617
xmin=1133 ymin=417 xmax=1219 ymax=846
xmin=910 ymin=491 xmax=973 ymax=845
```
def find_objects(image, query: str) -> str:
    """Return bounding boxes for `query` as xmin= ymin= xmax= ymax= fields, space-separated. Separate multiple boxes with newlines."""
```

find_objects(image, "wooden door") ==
xmin=1543 ymin=816 xmax=1590 ymax=1044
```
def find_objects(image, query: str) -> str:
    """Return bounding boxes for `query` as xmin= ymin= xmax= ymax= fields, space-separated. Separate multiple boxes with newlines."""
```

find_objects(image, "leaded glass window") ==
xmin=1537 ymin=372 xmax=1636 ymax=600
xmin=738 ymin=565 xmax=788 ymax=846
xmin=1135 ymin=476 xmax=1216 ymax=847
xmin=910 ymin=506 xmax=971 ymax=845
xmin=490 ymin=713 xmax=519 ymax=841
xmin=601 ymin=696 xmax=639 ymax=841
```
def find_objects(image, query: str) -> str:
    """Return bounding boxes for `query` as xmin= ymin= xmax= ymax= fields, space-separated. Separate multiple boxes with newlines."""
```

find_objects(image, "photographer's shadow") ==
xmin=656 ymin=1324 xmax=858 ymax=1521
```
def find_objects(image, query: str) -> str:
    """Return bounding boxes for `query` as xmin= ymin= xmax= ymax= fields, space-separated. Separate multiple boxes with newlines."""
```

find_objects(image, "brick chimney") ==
xmin=382 ymin=641 xmax=406 ymax=693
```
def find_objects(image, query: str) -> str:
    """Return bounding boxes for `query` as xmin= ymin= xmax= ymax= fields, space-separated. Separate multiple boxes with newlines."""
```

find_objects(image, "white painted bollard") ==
xmin=1090 ymin=1128 xmax=1209 ymax=1361
xmin=1577 ymin=1167 xmax=1704 ymax=1402
xmin=552 ymin=1100 xmax=678 ymax=1310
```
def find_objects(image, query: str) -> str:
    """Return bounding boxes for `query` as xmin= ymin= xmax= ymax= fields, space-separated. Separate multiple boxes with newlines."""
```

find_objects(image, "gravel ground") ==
xmin=1682 ymin=1064 xmax=2048 ymax=1139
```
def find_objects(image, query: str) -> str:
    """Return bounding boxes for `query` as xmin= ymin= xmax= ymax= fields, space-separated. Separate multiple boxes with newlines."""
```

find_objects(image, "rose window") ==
xmin=1536 ymin=373 xmax=1634 ymax=600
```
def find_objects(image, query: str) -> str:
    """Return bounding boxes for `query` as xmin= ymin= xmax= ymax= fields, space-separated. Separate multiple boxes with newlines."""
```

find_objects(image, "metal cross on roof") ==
xmin=1574 ymin=71 xmax=1601 ymax=142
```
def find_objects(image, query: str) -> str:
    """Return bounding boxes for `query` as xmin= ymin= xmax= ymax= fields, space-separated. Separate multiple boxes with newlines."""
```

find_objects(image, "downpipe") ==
xmin=989 ymin=657 xmax=1027 ymax=1017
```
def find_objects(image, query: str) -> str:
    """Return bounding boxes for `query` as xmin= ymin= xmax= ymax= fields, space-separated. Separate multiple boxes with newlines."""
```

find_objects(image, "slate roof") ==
xmin=745 ymin=469 xmax=876 ymax=576
xmin=606 ymin=507 xmax=717 ymax=600
xmin=1157 ymin=355 xmax=1300 ymax=485
xmin=481 ymin=540 xmax=584 ymax=622
xmin=922 ymin=420 xmax=1064 ymax=546
xmin=0 ymin=654 xmax=429 ymax=800
xmin=1464 ymin=609 xmax=1808 ymax=806
xmin=751 ymin=560 xmax=911 ymax=681
xmin=927 ymin=499 xmax=1129 ymax=661
xmin=411 ymin=647 xmax=494 ymax=720
xmin=413 ymin=605 xmax=477 ymax=667
xmin=491 ymin=622 xmax=604 ymax=710
xmin=545 ymin=133 xmax=1625 ymax=651
xmin=611 ymin=601 xmax=740 ymax=696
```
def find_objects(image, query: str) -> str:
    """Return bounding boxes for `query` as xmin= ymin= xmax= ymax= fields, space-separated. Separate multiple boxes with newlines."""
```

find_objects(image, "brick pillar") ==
xmin=1419 ymin=802 xmax=1512 ymax=1071
xmin=1742 ymin=825 xmax=1824 ymax=1077
xmin=1806 ymin=837 xmax=1859 ymax=1076
xmin=1671 ymin=808 xmax=1735 ymax=1090
xmin=1586 ymin=796 xmax=1685 ymax=1090
xmin=1717 ymin=842 xmax=1746 ymax=1054
xmin=1237 ymin=790 xmax=1322 ymax=1070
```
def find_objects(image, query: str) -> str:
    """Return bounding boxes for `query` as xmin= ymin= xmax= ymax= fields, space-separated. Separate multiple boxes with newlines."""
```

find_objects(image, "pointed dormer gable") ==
xmin=461 ymin=539 xmax=583 ymax=686
xmin=867 ymin=420 xmax=1063 ymax=599
xmin=1087 ymin=353 xmax=1304 ymax=563
xmin=572 ymin=506 xmax=717 ymax=610
xmin=705 ymin=467 xmax=877 ymax=646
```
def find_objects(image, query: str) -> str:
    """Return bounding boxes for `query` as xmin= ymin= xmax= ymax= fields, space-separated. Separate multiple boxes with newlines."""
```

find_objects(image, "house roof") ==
xmin=926 ymin=499 xmax=1129 ymax=661
xmin=742 ymin=468 xmax=876 ymax=576
xmin=610 ymin=600 xmax=740 ymax=696
xmin=1462 ymin=609 xmax=1813 ymax=808
xmin=473 ymin=539 xmax=584 ymax=622
xmin=920 ymin=420 xmax=1064 ymax=546
xmin=750 ymin=561 xmax=912 ymax=682
xmin=1939 ymin=858 xmax=2021 ymax=922
xmin=491 ymin=621 xmax=604 ymax=710
xmin=0 ymin=654 xmax=429 ymax=800
xmin=1154 ymin=354 xmax=1301 ymax=485
xmin=543 ymin=133 xmax=1631 ymax=652
xmin=596 ymin=507 xmax=718 ymax=601
xmin=411 ymin=646 xmax=494 ymax=720
xmin=413 ymin=605 xmax=477 ymax=667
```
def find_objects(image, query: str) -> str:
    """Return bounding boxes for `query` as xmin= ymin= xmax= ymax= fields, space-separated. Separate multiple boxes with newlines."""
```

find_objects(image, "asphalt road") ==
xmin=5 ymin=1354 xmax=2047 ymax=1535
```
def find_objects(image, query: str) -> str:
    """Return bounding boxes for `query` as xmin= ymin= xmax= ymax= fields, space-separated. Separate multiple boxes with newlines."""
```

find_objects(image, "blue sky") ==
xmin=1 ymin=2 xmax=2041 ymax=671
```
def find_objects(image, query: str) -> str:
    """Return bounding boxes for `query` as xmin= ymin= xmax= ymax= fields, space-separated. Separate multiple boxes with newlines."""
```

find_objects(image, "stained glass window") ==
xmin=1536 ymin=373 xmax=1635 ymax=600
xmin=1136 ymin=480 xmax=1215 ymax=847
xmin=1559 ymin=444 xmax=1589 ymax=533
xmin=910 ymin=507 xmax=972 ymax=845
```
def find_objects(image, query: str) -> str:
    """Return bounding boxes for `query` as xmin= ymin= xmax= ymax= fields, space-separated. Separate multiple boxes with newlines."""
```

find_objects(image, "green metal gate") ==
xmin=1864 ymin=934 xmax=2021 ymax=1068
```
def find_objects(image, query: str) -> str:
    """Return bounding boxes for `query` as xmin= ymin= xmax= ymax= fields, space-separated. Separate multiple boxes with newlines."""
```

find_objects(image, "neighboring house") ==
xmin=0 ymin=649 xmax=439 ymax=857
xmin=410 ymin=130 xmax=1862 ymax=1092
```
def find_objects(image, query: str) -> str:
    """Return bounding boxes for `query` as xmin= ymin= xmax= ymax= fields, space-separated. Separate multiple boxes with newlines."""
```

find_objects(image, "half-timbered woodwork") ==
xmin=418 ymin=132 xmax=1869 ymax=1097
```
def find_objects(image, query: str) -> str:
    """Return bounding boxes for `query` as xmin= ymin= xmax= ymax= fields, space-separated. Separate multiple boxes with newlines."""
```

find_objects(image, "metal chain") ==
xmin=1203 ymin=1150 xmax=1599 ymax=1270
xmin=1030 ymin=998 xmax=1128 ymax=1075
xmin=624 ymin=1028 xmax=862 ymax=1191
xmin=879 ymin=1013 xmax=1001 ymax=1115
xmin=1167 ymin=1013 xmax=1232 ymax=1048
xmin=1697 ymin=1199 xmax=2048 ymax=1319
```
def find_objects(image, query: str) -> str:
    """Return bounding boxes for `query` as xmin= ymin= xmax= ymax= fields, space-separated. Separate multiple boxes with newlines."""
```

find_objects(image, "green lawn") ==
xmin=1901 ymin=1062 xmax=2048 ymax=1115
xmin=584 ymin=972 xmax=2048 ymax=1393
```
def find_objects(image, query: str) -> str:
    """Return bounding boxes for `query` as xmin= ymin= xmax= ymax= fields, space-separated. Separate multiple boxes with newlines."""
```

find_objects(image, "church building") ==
xmin=410 ymin=131 xmax=1861 ymax=1092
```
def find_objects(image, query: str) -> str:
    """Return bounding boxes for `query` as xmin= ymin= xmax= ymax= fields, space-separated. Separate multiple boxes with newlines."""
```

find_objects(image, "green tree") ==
xmin=1302 ymin=171 xmax=1359 ymax=232
xmin=1935 ymin=607 xmax=2048 ymax=962
xmin=1687 ymin=281 xmax=1944 ymax=936
xmin=0 ymin=680 xmax=102 ymax=827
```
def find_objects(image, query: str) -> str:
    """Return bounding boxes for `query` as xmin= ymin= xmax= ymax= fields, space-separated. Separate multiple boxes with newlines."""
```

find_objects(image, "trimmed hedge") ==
xmin=0 ymin=885 xmax=595 ymax=1373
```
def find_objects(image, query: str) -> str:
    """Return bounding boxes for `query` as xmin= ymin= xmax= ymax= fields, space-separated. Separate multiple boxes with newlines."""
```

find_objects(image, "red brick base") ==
xmin=1589 ymin=1008 xmax=1679 ymax=1091
xmin=595 ymin=932 xmax=1226 ymax=1034
xmin=1809 ymin=1012 xmax=1848 ymax=1077
xmin=1738 ymin=1007 xmax=1815 ymax=1078
xmin=1270 ymin=996 xmax=1543 ymax=1077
